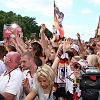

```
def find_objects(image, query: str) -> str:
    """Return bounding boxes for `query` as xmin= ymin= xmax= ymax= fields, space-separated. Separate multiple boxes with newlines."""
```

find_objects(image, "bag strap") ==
xmin=47 ymin=88 xmax=52 ymax=100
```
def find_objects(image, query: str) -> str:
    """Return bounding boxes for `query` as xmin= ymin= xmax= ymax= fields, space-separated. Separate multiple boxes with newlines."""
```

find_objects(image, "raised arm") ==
xmin=52 ymin=56 xmax=59 ymax=74
xmin=40 ymin=24 xmax=51 ymax=57
xmin=11 ymin=29 xmax=27 ymax=53
xmin=10 ymin=38 xmax=23 ymax=55
xmin=52 ymin=38 xmax=72 ymax=73
xmin=77 ymin=33 xmax=85 ymax=52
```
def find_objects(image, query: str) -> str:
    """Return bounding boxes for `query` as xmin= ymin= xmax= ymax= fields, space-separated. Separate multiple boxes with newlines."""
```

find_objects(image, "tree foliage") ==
xmin=96 ymin=35 xmax=100 ymax=38
xmin=0 ymin=10 xmax=52 ymax=40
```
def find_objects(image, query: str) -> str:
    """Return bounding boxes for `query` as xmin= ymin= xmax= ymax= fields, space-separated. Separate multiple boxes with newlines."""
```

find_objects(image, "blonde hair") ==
xmin=73 ymin=56 xmax=82 ymax=61
xmin=35 ymin=64 xmax=55 ymax=89
xmin=87 ymin=54 xmax=98 ymax=66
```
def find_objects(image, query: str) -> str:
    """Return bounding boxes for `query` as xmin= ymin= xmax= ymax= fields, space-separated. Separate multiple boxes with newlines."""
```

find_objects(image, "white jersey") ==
xmin=65 ymin=65 xmax=81 ymax=97
xmin=23 ymin=70 xmax=34 ymax=89
xmin=0 ymin=68 xmax=23 ymax=100
xmin=19 ymin=70 xmax=39 ymax=100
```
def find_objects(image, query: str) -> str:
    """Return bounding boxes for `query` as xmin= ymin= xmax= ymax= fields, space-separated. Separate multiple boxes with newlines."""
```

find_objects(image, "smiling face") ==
xmin=38 ymin=76 xmax=49 ymax=89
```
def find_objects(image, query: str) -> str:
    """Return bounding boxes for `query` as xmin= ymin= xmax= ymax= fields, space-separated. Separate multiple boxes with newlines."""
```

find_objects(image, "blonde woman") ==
xmin=87 ymin=54 xmax=98 ymax=67
xmin=80 ymin=54 xmax=100 ymax=100
xmin=24 ymin=64 xmax=55 ymax=100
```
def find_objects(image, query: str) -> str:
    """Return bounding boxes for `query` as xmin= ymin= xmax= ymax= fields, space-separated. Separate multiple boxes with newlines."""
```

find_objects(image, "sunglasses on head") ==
xmin=73 ymin=62 xmax=81 ymax=70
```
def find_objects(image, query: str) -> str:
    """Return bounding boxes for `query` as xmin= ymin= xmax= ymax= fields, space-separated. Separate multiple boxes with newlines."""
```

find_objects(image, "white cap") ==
xmin=71 ymin=44 xmax=79 ymax=52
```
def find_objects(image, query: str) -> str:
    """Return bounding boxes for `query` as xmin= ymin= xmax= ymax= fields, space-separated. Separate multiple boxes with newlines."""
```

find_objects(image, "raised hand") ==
xmin=63 ymin=38 xmax=73 ymax=53
xmin=22 ymin=78 xmax=30 ymax=88
xmin=10 ymin=38 xmax=16 ymax=45
xmin=58 ymin=43 xmax=63 ymax=50
xmin=40 ymin=24 xmax=46 ymax=33
xmin=19 ymin=32 xmax=23 ymax=39
xmin=77 ymin=33 xmax=80 ymax=39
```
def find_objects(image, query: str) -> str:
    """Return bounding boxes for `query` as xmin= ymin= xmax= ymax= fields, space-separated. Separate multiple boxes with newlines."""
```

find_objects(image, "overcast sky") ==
xmin=0 ymin=0 xmax=100 ymax=41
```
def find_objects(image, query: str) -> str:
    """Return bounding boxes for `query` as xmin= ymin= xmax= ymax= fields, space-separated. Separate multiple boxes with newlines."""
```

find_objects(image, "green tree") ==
xmin=0 ymin=10 xmax=52 ymax=40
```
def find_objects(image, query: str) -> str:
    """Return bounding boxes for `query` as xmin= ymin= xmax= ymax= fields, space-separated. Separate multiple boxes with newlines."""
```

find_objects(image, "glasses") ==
xmin=72 ymin=62 xmax=81 ymax=70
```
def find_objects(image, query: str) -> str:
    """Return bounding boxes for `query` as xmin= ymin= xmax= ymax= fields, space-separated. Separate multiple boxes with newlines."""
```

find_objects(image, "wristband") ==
xmin=57 ymin=49 xmax=63 ymax=58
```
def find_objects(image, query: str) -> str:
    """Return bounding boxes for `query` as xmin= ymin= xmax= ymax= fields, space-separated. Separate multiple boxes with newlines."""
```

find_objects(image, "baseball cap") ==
xmin=71 ymin=44 xmax=79 ymax=52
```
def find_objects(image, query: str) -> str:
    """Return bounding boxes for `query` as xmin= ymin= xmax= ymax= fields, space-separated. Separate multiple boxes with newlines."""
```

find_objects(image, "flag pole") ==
xmin=53 ymin=0 xmax=55 ymax=20
xmin=53 ymin=0 xmax=55 ymax=32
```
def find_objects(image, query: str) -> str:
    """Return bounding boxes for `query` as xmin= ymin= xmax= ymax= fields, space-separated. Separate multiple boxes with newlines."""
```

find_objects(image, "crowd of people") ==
xmin=0 ymin=23 xmax=100 ymax=100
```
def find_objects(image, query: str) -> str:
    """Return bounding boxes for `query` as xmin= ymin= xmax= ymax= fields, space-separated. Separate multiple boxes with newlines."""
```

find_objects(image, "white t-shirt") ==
xmin=0 ymin=60 xmax=6 ymax=75
xmin=23 ymin=69 xmax=34 ymax=88
xmin=19 ymin=70 xmax=38 ymax=100
xmin=0 ymin=68 xmax=23 ymax=99
xmin=66 ymin=70 xmax=74 ymax=94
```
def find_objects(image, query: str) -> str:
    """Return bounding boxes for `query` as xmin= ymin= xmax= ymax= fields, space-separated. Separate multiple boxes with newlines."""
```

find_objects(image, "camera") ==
xmin=81 ymin=66 xmax=100 ymax=77
xmin=79 ymin=66 xmax=100 ymax=100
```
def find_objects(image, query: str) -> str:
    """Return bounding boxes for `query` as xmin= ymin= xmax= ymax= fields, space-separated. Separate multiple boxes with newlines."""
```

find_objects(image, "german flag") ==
xmin=54 ymin=2 xmax=64 ymax=38
xmin=95 ymin=16 xmax=100 ymax=36
xmin=52 ymin=83 xmax=58 ymax=91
